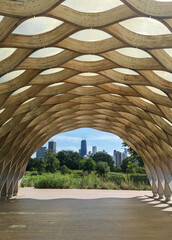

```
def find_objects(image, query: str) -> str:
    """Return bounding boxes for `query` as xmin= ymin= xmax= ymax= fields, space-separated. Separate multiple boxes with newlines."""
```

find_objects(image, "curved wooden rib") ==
xmin=0 ymin=0 xmax=172 ymax=200
xmin=122 ymin=0 xmax=172 ymax=18
xmin=47 ymin=4 xmax=138 ymax=27
xmin=0 ymin=23 xmax=78 ymax=48
xmin=0 ymin=0 xmax=64 ymax=17
xmin=105 ymin=24 xmax=172 ymax=49
xmin=56 ymin=37 xmax=126 ymax=54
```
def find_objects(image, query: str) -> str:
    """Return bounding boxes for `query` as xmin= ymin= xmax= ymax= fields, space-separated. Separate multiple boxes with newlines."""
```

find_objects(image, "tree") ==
xmin=57 ymin=150 xmax=82 ymax=170
xmin=120 ymin=157 xmax=135 ymax=173
xmin=82 ymin=158 xmax=96 ymax=173
xmin=26 ymin=158 xmax=40 ymax=171
xmin=122 ymin=142 xmax=144 ymax=166
xmin=45 ymin=150 xmax=60 ymax=173
xmin=79 ymin=159 xmax=86 ymax=170
xmin=126 ymin=161 xmax=137 ymax=174
xmin=96 ymin=161 xmax=110 ymax=176
xmin=93 ymin=152 xmax=114 ymax=171
xmin=37 ymin=158 xmax=46 ymax=174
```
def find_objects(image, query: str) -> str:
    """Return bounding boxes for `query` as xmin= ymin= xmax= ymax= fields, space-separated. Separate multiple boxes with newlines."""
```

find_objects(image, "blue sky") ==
xmin=32 ymin=128 xmax=124 ymax=158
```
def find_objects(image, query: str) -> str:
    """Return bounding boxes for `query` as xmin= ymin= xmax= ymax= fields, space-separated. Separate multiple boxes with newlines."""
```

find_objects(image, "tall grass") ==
xmin=21 ymin=171 xmax=151 ymax=190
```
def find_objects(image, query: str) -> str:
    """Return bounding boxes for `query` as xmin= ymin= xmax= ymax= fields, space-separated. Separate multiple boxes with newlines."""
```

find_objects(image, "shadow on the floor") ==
xmin=0 ymin=195 xmax=172 ymax=240
xmin=136 ymin=195 xmax=172 ymax=213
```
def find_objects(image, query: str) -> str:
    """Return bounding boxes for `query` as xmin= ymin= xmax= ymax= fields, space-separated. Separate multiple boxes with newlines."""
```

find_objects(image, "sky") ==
xmin=32 ymin=128 xmax=124 ymax=158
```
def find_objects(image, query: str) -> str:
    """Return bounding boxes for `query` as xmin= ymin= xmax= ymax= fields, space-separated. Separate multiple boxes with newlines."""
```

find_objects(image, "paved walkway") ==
xmin=0 ymin=188 xmax=172 ymax=240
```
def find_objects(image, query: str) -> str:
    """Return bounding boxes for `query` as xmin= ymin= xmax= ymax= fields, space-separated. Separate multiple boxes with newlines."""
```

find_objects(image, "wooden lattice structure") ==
xmin=0 ymin=0 xmax=172 ymax=199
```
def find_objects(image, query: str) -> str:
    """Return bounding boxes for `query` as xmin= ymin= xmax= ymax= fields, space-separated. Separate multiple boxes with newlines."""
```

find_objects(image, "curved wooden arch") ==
xmin=0 ymin=0 xmax=172 ymax=200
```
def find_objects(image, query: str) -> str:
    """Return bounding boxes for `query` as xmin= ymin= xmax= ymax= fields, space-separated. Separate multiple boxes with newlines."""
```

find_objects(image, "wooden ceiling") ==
xmin=0 ymin=0 xmax=172 ymax=196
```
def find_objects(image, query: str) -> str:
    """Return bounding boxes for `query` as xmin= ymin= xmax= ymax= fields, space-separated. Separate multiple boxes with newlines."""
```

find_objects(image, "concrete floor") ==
xmin=0 ymin=188 xmax=172 ymax=240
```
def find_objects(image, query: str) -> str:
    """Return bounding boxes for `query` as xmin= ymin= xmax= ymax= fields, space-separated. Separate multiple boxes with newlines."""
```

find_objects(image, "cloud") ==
xmin=51 ymin=135 xmax=81 ymax=143
xmin=50 ymin=133 xmax=121 ymax=145
xmin=87 ymin=133 xmax=121 ymax=141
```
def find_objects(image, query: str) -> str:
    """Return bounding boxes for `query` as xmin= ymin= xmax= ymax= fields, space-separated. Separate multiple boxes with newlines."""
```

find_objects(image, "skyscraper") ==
xmin=116 ymin=151 xmax=122 ymax=166
xmin=113 ymin=150 xmax=117 ymax=166
xmin=36 ymin=147 xmax=47 ymax=160
xmin=122 ymin=152 xmax=126 ymax=161
xmin=81 ymin=140 xmax=87 ymax=156
xmin=48 ymin=140 xmax=56 ymax=153
xmin=124 ymin=148 xmax=128 ymax=158
xmin=92 ymin=146 xmax=97 ymax=155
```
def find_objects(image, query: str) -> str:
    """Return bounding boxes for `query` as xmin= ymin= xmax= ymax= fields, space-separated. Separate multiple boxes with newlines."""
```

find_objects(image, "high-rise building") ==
xmin=122 ymin=152 xmax=126 ymax=161
xmin=36 ymin=147 xmax=47 ymax=160
xmin=92 ymin=146 xmax=97 ymax=155
xmin=122 ymin=148 xmax=128 ymax=160
xmin=81 ymin=140 xmax=87 ymax=156
xmin=124 ymin=148 xmax=128 ymax=158
xmin=88 ymin=151 xmax=92 ymax=157
xmin=116 ymin=151 xmax=122 ymax=166
xmin=113 ymin=150 xmax=117 ymax=166
xmin=48 ymin=140 xmax=56 ymax=153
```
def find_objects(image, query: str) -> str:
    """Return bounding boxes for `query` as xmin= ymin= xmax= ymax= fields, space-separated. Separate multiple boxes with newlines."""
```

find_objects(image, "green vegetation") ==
xmin=21 ymin=171 xmax=151 ymax=190
xmin=26 ymin=150 xmax=115 ymax=174
xmin=96 ymin=162 xmax=110 ymax=176
xmin=24 ymin=143 xmax=150 ymax=190
xmin=93 ymin=152 xmax=114 ymax=171
xmin=82 ymin=158 xmax=96 ymax=173
xmin=60 ymin=165 xmax=71 ymax=175
xmin=57 ymin=150 xmax=81 ymax=170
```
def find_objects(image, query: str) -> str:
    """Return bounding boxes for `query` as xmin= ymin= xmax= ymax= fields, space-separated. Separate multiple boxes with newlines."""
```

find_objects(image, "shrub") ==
xmin=60 ymin=165 xmax=71 ymax=175
xmin=112 ymin=166 xmax=122 ymax=173
xmin=34 ymin=174 xmax=70 ymax=189
xmin=21 ymin=171 xmax=151 ymax=190
xmin=99 ymin=181 xmax=119 ymax=190
xmin=29 ymin=171 xmax=39 ymax=176
xmin=20 ymin=175 xmax=36 ymax=187
xmin=135 ymin=167 xmax=146 ymax=174
xmin=120 ymin=181 xmax=130 ymax=190
xmin=106 ymin=172 xmax=127 ymax=185
xmin=96 ymin=162 xmax=110 ymax=176
xmin=82 ymin=158 xmax=96 ymax=173
xmin=129 ymin=173 xmax=149 ymax=185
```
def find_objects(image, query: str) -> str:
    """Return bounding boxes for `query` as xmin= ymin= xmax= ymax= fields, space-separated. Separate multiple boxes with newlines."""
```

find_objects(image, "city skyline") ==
xmin=32 ymin=128 xmax=124 ymax=158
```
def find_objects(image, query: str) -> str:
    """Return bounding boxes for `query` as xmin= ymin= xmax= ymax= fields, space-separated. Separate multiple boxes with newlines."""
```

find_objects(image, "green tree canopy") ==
xmin=120 ymin=157 xmax=135 ymax=173
xmin=57 ymin=150 xmax=82 ymax=170
xmin=82 ymin=158 xmax=96 ymax=173
xmin=126 ymin=161 xmax=137 ymax=174
xmin=92 ymin=152 xmax=114 ymax=171
xmin=37 ymin=157 xmax=46 ymax=174
xmin=122 ymin=142 xmax=144 ymax=166
xmin=45 ymin=150 xmax=60 ymax=173
xmin=26 ymin=158 xmax=40 ymax=171
xmin=96 ymin=161 xmax=110 ymax=176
